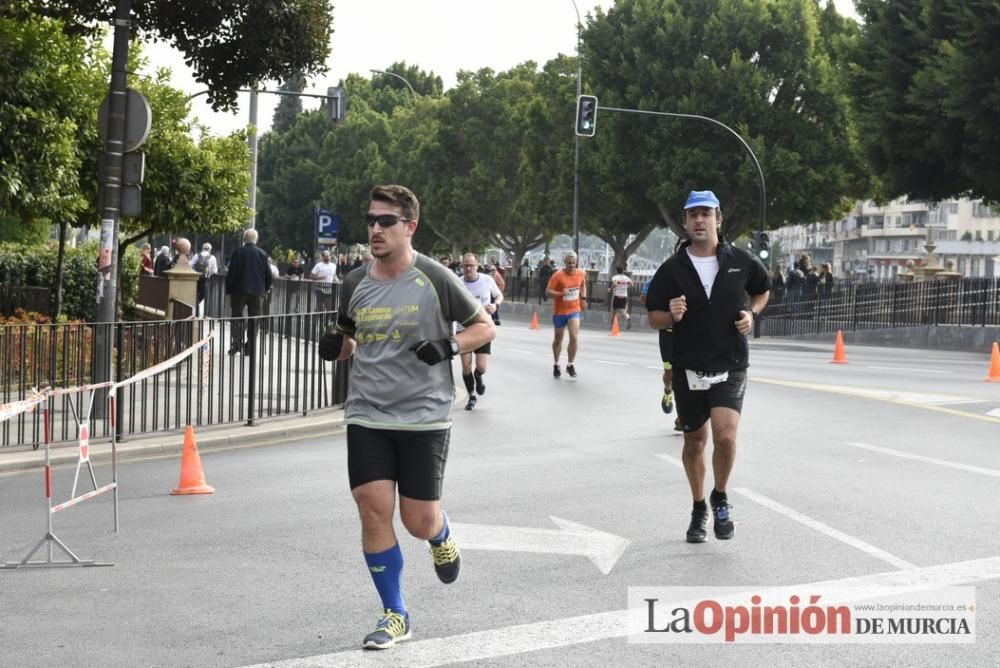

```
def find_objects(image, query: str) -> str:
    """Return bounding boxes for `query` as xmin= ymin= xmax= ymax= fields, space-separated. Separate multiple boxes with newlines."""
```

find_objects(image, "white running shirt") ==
xmin=687 ymin=250 xmax=719 ymax=299
xmin=610 ymin=273 xmax=633 ymax=298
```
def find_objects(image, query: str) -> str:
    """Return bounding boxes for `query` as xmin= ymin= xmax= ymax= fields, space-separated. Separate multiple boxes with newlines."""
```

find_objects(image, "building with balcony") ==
xmin=774 ymin=198 xmax=1000 ymax=279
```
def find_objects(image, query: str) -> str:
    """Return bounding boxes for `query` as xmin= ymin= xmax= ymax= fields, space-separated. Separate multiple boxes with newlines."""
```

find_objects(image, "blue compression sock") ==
xmin=429 ymin=509 xmax=450 ymax=546
xmin=364 ymin=543 xmax=405 ymax=614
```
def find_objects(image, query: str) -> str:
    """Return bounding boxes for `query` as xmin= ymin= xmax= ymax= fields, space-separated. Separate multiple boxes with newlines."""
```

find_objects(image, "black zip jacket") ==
xmin=645 ymin=241 xmax=770 ymax=372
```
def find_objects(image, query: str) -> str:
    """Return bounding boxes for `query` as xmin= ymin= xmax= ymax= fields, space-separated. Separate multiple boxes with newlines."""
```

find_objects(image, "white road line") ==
xmin=866 ymin=365 xmax=951 ymax=374
xmin=239 ymin=556 xmax=1000 ymax=667
xmin=506 ymin=348 xmax=534 ymax=354
xmin=753 ymin=378 xmax=998 ymax=420
xmin=594 ymin=360 xmax=629 ymax=366
xmin=646 ymin=365 xmax=663 ymax=370
xmin=732 ymin=488 xmax=917 ymax=570
xmin=987 ymin=408 xmax=1000 ymax=418
xmin=847 ymin=441 xmax=1000 ymax=478
xmin=657 ymin=455 xmax=915 ymax=570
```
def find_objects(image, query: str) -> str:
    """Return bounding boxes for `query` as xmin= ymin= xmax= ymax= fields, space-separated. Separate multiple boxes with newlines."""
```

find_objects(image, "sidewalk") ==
xmin=0 ymin=407 xmax=346 ymax=476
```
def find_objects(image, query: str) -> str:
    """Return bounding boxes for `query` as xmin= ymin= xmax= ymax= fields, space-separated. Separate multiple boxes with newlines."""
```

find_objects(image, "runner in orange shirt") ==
xmin=546 ymin=251 xmax=587 ymax=378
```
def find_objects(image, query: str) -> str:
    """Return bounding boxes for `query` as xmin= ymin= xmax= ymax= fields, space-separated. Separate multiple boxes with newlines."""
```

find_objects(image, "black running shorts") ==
xmin=672 ymin=368 xmax=747 ymax=432
xmin=612 ymin=296 xmax=628 ymax=311
xmin=471 ymin=341 xmax=492 ymax=355
xmin=347 ymin=425 xmax=451 ymax=501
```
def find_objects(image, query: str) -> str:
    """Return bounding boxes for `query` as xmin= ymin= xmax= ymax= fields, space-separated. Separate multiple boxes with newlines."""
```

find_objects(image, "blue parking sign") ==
xmin=316 ymin=208 xmax=341 ymax=245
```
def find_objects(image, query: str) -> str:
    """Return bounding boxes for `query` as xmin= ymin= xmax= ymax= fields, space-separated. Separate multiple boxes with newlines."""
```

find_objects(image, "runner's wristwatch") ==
xmin=449 ymin=338 xmax=460 ymax=356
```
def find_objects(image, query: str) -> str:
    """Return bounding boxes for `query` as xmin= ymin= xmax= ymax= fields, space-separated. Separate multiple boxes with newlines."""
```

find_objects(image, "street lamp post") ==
xmin=369 ymin=69 xmax=418 ymax=104
xmin=571 ymin=0 xmax=582 ymax=257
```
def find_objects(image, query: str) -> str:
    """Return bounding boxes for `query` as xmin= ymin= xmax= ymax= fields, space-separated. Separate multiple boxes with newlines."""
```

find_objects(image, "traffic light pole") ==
xmin=593 ymin=104 xmax=766 ymax=236
xmin=571 ymin=0 xmax=582 ymax=257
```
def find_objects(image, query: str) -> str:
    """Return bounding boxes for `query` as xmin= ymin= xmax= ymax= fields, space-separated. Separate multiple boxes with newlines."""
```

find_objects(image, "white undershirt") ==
xmin=687 ymin=250 xmax=719 ymax=299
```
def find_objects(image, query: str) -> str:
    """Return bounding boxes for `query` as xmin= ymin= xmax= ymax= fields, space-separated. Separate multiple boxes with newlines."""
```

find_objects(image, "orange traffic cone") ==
xmin=171 ymin=425 xmax=215 ymax=495
xmin=610 ymin=314 xmax=621 ymax=337
xmin=831 ymin=330 xmax=848 ymax=364
xmin=986 ymin=342 xmax=1000 ymax=382
xmin=530 ymin=311 xmax=540 ymax=330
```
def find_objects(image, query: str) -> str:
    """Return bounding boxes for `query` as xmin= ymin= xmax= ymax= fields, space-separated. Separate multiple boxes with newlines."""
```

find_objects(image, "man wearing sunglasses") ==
xmin=546 ymin=250 xmax=587 ymax=378
xmin=645 ymin=190 xmax=770 ymax=544
xmin=317 ymin=185 xmax=495 ymax=650
xmin=457 ymin=253 xmax=504 ymax=410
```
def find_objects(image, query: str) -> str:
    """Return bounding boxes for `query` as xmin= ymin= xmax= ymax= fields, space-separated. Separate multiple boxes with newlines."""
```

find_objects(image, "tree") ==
xmin=115 ymin=68 xmax=251 ymax=250
xmin=256 ymin=109 xmax=330 ymax=254
xmin=0 ymin=13 xmax=104 ymax=227
xmin=272 ymin=73 xmax=306 ymax=134
xmin=12 ymin=0 xmax=333 ymax=110
xmin=581 ymin=0 xmax=868 ymax=240
xmin=852 ymin=0 xmax=1000 ymax=203
xmin=403 ymin=65 xmax=566 ymax=264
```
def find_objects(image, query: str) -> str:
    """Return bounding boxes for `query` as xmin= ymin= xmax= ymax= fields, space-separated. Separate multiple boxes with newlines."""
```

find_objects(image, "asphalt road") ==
xmin=1 ymin=315 xmax=998 ymax=667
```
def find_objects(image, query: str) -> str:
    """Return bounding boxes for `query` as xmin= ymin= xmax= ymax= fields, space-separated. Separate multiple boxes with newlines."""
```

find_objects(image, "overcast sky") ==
xmin=141 ymin=0 xmax=860 ymax=137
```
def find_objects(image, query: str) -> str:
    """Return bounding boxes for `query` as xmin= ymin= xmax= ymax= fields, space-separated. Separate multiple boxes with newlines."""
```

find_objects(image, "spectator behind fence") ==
xmin=285 ymin=257 xmax=305 ymax=280
xmin=537 ymin=258 xmax=554 ymax=303
xmin=770 ymin=266 xmax=785 ymax=300
xmin=225 ymin=228 xmax=272 ymax=355
xmin=517 ymin=257 xmax=531 ymax=301
xmin=818 ymin=262 xmax=834 ymax=294
xmin=309 ymin=250 xmax=340 ymax=311
xmin=140 ymin=243 xmax=154 ymax=275
xmin=153 ymin=245 xmax=173 ymax=276
xmin=193 ymin=242 xmax=219 ymax=317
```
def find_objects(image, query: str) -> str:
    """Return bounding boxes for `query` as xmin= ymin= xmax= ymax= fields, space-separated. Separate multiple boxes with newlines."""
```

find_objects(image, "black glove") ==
xmin=318 ymin=331 xmax=344 ymax=361
xmin=409 ymin=338 xmax=455 ymax=366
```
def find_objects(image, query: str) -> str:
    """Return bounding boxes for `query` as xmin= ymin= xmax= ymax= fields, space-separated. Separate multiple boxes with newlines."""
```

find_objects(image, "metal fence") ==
xmin=758 ymin=277 xmax=1000 ymax=336
xmin=500 ymin=273 xmax=999 ymax=335
xmin=0 ymin=311 xmax=348 ymax=449
xmin=0 ymin=285 xmax=50 ymax=318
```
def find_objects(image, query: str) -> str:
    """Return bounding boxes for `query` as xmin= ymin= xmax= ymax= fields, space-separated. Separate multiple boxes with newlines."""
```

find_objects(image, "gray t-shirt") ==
xmin=336 ymin=252 xmax=483 ymax=430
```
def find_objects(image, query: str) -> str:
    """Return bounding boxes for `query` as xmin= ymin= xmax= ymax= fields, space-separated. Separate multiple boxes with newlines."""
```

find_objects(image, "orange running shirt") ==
xmin=548 ymin=269 xmax=587 ymax=315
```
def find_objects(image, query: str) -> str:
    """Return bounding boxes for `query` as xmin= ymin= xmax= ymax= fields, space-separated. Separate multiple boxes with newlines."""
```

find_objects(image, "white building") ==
xmin=774 ymin=198 xmax=1000 ymax=279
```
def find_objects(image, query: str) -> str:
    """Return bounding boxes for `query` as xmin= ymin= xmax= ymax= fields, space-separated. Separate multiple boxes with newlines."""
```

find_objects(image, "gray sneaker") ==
xmin=363 ymin=609 xmax=411 ymax=650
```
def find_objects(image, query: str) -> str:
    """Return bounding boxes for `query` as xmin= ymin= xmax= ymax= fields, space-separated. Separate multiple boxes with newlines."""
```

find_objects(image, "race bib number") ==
xmin=613 ymin=285 xmax=629 ymax=297
xmin=563 ymin=287 xmax=580 ymax=302
xmin=685 ymin=369 xmax=729 ymax=391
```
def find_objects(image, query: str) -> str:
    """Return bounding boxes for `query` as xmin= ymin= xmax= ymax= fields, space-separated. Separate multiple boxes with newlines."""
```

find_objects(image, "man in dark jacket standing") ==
xmin=225 ymin=228 xmax=272 ymax=355
xmin=646 ymin=190 xmax=770 ymax=544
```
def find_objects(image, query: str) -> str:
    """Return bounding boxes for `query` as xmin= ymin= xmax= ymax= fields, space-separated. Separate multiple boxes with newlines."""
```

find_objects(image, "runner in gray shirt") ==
xmin=317 ymin=185 xmax=495 ymax=650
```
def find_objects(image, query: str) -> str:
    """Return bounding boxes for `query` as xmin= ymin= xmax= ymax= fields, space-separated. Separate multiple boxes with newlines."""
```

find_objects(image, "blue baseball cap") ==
xmin=683 ymin=190 xmax=720 ymax=209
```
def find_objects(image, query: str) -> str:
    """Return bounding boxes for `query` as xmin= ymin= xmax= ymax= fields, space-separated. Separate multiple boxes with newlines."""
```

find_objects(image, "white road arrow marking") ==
xmin=451 ymin=516 xmax=630 ymax=575
xmin=239 ymin=556 xmax=1000 ymax=668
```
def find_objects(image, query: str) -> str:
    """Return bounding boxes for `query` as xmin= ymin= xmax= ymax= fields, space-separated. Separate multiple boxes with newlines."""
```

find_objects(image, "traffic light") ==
xmin=575 ymin=95 xmax=598 ymax=137
xmin=752 ymin=231 xmax=770 ymax=261
xmin=327 ymin=86 xmax=347 ymax=122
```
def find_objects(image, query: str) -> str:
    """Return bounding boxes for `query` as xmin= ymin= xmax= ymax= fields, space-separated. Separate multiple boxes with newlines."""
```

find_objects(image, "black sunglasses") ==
xmin=365 ymin=213 xmax=412 ymax=227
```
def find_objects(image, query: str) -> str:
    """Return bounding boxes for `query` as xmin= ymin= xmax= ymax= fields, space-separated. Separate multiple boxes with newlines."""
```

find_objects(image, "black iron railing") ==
xmin=0 ymin=312 xmax=347 ymax=448
xmin=758 ymin=277 xmax=1000 ymax=336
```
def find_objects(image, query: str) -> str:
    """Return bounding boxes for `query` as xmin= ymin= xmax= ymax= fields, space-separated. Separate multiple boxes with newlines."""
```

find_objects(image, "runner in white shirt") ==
xmin=608 ymin=267 xmax=634 ymax=330
xmin=458 ymin=253 xmax=503 ymax=410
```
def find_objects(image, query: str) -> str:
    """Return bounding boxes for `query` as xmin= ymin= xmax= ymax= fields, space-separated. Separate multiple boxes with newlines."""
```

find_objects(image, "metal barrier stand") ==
xmin=1 ymin=383 xmax=117 ymax=569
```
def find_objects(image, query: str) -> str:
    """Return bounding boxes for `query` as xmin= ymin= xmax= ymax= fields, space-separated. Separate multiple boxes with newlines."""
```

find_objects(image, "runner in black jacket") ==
xmin=646 ymin=190 xmax=770 ymax=544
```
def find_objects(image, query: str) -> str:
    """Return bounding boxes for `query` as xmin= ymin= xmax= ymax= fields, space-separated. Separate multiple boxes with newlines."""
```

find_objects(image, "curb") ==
xmin=0 ymin=409 xmax=345 ymax=475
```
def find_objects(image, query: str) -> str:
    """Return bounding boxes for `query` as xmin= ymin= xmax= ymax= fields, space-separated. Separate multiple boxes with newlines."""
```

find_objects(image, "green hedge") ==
xmin=0 ymin=240 xmax=139 ymax=321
